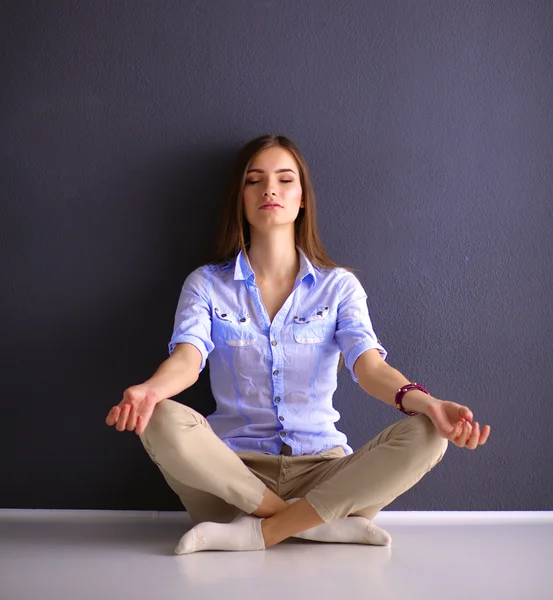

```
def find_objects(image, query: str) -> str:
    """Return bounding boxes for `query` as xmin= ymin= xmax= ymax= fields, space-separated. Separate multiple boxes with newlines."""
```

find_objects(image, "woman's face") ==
xmin=242 ymin=146 xmax=304 ymax=232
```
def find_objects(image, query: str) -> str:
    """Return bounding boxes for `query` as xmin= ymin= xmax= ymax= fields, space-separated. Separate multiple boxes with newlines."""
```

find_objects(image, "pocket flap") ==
xmin=293 ymin=305 xmax=332 ymax=344
xmin=293 ymin=305 xmax=329 ymax=324
xmin=214 ymin=308 xmax=251 ymax=325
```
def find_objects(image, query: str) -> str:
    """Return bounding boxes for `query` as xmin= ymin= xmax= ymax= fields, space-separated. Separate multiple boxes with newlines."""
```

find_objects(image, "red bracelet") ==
xmin=395 ymin=383 xmax=429 ymax=416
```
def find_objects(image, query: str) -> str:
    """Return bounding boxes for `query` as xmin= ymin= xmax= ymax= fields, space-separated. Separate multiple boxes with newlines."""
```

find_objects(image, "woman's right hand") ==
xmin=105 ymin=385 xmax=162 ymax=436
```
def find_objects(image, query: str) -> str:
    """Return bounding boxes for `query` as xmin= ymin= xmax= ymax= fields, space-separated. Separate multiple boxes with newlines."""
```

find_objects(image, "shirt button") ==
xmin=273 ymin=370 xmax=279 ymax=376
xmin=280 ymin=431 xmax=286 ymax=437
xmin=279 ymin=416 xmax=284 ymax=421
xmin=274 ymin=397 xmax=281 ymax=403
xmin=271 ymin=340 xmax=278 ymax=346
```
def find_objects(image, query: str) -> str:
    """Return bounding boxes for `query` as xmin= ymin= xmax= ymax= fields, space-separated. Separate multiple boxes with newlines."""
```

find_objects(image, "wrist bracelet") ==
xmin=395 ymin=383 xmax=429 ymax=416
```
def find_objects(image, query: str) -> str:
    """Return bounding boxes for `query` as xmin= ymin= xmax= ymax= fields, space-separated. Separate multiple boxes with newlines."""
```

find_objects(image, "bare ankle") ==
xmin=252 ymin=489 xmax=288 ymax=518
xmin=260 ymin=498 xmax=325 ymax=547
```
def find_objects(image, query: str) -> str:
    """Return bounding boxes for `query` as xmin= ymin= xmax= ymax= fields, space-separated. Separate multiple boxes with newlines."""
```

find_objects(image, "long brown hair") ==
xmin=206 ymin=134 xmax=358 ymax=374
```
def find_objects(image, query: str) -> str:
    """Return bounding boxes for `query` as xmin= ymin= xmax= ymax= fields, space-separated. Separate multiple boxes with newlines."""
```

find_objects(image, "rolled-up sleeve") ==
xmin=335 ymin=272 xmax=388 ymax=383
xmin=168 ymin=267 xmax=215 ymax=372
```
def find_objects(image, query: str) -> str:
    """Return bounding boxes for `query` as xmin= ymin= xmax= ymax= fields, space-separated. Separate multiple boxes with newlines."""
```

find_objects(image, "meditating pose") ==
xmin=105 ymin=134 xmax=491 ymax=554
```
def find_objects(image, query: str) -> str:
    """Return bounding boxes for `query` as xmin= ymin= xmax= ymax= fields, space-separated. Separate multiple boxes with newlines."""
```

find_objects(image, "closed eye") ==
xmin=245 ymin=180 xmax=293 ymax=185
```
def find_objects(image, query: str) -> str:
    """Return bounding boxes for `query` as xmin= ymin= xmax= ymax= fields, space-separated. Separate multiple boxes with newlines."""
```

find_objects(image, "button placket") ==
xmin=262 ymin=290 xmax=297 ymax=449
xmin=248 ymin=281 xmax=272 ymax=330
xmin=269 ymin=325 xmax=286 ymax=438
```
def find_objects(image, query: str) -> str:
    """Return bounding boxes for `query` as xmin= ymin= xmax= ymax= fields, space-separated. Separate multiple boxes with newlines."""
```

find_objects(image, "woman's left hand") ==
xmin=425 ymin=400 xmax=491 ymax=449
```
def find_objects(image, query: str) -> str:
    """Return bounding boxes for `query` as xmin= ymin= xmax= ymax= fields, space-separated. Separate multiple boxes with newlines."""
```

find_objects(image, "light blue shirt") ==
xmin=168 ymin=246 xmax=388 ymax=456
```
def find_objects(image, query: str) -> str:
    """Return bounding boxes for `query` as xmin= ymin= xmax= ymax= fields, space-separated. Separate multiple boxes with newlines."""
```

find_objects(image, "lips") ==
xmin=260 ymin=202 xmax=282 ymax=209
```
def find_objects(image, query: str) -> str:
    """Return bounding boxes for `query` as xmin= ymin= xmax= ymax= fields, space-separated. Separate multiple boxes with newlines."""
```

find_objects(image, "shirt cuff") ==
xmin=345 ymin=340 xmax=388 ymax=383
xmin=168 ymin=335 xmax=209 ymax=372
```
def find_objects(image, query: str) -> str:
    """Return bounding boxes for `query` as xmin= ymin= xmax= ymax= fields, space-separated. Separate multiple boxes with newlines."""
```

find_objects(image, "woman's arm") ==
xmin=353 ymin=348 xmax=491 ymax=449
xmin=353 ymin=348 xmax=440 ymax=415
xmin=143 ymin=342 xmax=203 ymax=399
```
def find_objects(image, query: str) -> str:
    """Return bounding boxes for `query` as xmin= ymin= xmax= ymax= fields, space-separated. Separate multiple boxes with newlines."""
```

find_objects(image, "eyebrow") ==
xmin=246 ymin=168 xmax=296 ymax=175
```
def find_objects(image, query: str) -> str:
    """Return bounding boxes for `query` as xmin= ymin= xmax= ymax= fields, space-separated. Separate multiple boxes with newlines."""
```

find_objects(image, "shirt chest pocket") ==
xmin=293 ymin=305 xmax=334 ymax=344
xmin=212 ymin=308 xmax=257 ymax=347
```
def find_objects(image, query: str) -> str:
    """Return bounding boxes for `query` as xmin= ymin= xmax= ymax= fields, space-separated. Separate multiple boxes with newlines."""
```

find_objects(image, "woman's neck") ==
xmin=246 ymin=230 xmax=299 ymax=283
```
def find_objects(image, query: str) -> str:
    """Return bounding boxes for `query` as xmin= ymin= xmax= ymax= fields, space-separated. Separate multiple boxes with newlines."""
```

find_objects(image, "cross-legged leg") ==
xmin=139 ymin=399 xmax=290 ymax=553
xmin=303 ymin=414 xmax=448 ymax=523
xmin=260 ymin=414 xmax=448 ymax=547
xmin=139 ymin=399 xmax=271 ymax=516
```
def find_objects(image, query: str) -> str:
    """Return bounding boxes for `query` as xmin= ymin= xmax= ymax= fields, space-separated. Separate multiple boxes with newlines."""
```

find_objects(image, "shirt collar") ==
xmin=230 ymin=245 xmax=318 ymax=284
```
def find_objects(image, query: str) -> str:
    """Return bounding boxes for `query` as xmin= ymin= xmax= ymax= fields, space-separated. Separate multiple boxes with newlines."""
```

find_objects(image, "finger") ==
xmin=460 ymin=406 xmax=473 ymax=423
xmin=135 ymin=414 xmax=149 ymax=436
xmin=126 ymin=404 xmax=138 ymax=431
xmin=447 ymin=421 xmax=464 ymax=442
xmin=463 ymin=421 xmax=474 ymax=445
xmin=116 ymin=404 xmax=131 ymax=431
xmin=466 ymin=422 xmax=480 ymax=450
xmin=449 ymin=426 xmax=464 ymax=446
xmin=454 ymin=421 xmax=471 ymax=447
xmin=106 ymin=406 xmax=120 ymax=425
xmin=478 ymin=425 xmax=491 ymax=445
xmin=135 ymin=400 xmax=157 ymax=436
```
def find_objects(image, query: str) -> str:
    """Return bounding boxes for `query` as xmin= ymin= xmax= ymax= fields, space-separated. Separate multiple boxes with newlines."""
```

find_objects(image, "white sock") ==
xmin=287 ymin=498 xmax=392 ymax=546
xmin=174 ymin=514 xmax=266 ymax=555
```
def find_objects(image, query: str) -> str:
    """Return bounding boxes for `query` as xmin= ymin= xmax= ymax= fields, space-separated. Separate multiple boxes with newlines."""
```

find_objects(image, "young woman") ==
xmin=105 ymin=134 xmax=491 ymax=554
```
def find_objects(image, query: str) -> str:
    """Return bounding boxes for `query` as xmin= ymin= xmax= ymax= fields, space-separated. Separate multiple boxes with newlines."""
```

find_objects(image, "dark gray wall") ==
xmin=1 ymin=1 xmax=551 ymax=511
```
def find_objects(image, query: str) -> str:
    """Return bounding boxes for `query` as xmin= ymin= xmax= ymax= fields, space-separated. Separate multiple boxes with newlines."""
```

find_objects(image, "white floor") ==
xmin=1 ymin=510 xmax=552 ymax=600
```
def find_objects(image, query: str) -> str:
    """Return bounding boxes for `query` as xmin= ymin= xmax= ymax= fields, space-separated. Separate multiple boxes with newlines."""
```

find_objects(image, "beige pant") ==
xmin=138 ymin=399 xmax=448 ymax=525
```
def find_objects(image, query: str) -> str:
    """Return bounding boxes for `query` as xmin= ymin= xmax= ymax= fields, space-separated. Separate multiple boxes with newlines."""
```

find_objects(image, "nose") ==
xmin=262 ymin=179 xmax=278 ymax=197
xmin=263 ymin=180 xmax=279 ymax=194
